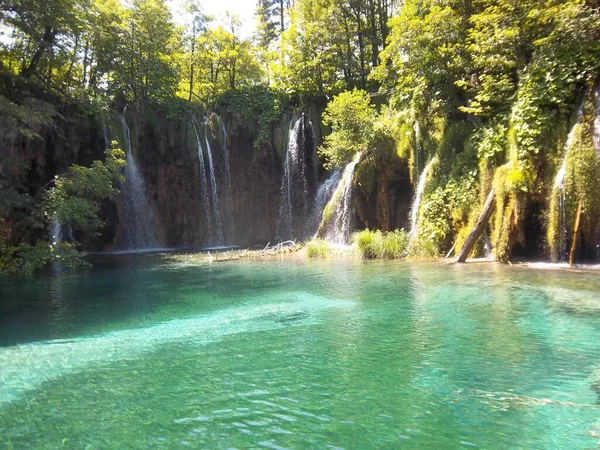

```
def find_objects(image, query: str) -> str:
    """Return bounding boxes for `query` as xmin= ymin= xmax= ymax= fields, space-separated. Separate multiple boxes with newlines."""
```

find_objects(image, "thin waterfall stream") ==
xmin=409 ymin=155 xmax=437 ymax=239
xmin=120 ymin=111 xmax=161 ymax=250
xmin=204 ymin=119 xmax=224 ymax=245
xmin=220 ymin=119 xmax=231 ymax=189
xmin=552 ymin=101 xmax=585 ymax=261
xmin=192 ymin=120 xmax=212 ymax=237
xmin=276 ymin=116 xmax=312 ymax=242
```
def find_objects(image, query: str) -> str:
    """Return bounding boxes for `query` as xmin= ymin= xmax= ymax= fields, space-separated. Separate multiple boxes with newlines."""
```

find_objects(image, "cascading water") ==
xmin=594 ymin=87 xmax=600 ymax=153
xmin=120 ymin=111 xmax=161 ymax=250
xmin=49 ymin=216 xmax=62 ymax=248
xmin=204 ymin=119 xmax=224 ymax=245
xmin=413 ymin=120 xmax=421 ymax=179
xmin=409 ymin=155 xmax=437 ymax=238
xmin=220 ymin=119 xmax=231 ymax=189
xmin=191 ymin=120 xmax=212 ymax=236
xmin=276 ymin=115 xmax=312 ymax=241
xmin=102 ymin=123 xmax=110 ymax=150
xmin=48 ymin=216 xmax=63 ymax=273
xmin=551 ymin=101 xmax=585 ymax=262
xmin=311 ymin=170 xmax=341 ymax=234
xmin=319 ymin=152 xmax=362 ymax=245
xmin=484 ymin=231 xmax=492 ymax=259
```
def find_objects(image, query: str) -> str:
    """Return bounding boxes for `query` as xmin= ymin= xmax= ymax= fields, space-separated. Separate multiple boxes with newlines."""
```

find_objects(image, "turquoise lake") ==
xmin=1 ymin=256 xmax=599 ymax=449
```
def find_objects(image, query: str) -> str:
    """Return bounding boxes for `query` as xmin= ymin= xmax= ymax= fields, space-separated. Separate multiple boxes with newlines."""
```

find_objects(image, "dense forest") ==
xmin=1 ymin=0 xmax=600 ymax=273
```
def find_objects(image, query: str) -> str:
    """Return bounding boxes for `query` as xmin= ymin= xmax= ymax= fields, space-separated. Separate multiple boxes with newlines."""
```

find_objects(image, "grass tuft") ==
xmin=353 ymin=229 xmax=409 ymax=259
xmin=306 ymin=239 xmax=332 ymax=258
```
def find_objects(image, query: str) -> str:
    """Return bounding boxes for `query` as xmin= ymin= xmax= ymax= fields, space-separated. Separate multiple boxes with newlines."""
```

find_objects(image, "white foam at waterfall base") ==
xmin=409 ymin=155 xmax=437 ymax=238
xmin=0 ymin=292 xmax=354 ymax=404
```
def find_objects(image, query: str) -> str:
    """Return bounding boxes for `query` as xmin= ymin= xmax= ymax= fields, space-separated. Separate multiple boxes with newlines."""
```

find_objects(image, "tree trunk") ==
xmin=456 ymin=188 xmax=496 ymax=263
xmin=280 ymin=0 xmax=285 ymax=33
xmin=82 ymin=39 xmax=89 ymax=88
xmin=368 ymin=0 xmax=379 ymax=68
xmin=22 ymin=25 xmax=56 ymax=78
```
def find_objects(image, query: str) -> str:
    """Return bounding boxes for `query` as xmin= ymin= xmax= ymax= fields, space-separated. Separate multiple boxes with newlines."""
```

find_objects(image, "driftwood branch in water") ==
xmin=569 ymin=199 xmax=583 ymax=266
xmin=456 ymin=188 xmax=496 ymax=263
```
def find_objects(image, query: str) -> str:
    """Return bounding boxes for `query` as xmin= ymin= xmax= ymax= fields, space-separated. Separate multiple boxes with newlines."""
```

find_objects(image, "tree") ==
xmin=319 ymin=88 xmax=377 ymax=168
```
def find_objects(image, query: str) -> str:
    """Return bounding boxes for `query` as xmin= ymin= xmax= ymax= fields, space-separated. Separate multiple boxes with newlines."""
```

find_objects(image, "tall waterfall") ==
xmin=409 ymin=155 xmax=437 ymax=238
xmin=594 ymin=87 xmax=600 ymax=153
xmin=220 ymin=119 xmax=231 ymax=189
xmin=192 ymin=121 xmax=212 ymax=236
xmin=319 ymin=152 xmax=361 ymax=245
xmin=204 ymin=119 xmax=224 ymax=245
xmin=276 ymin=115 xmax=313 ymax=241
xmin=120 ymin=111 xmax=161 ymax=250
xmin=311 ymin=170 xmax=341 ymax=234
xmin=552 ymin=102 xmax=585 ymax=261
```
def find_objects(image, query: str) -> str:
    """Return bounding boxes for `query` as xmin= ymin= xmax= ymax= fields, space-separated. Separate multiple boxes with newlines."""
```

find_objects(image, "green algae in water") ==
xmin=1 ymin=258 xmax=600 ymax=449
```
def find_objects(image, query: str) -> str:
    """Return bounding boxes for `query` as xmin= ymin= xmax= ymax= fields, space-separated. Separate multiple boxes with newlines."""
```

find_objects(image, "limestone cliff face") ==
xmin=355 ymin=158 xmax=413 ymax=233
xmin=4 ymin=100 xmax=417 ymax=251
xmin=112 ymin=109 xmax=286 ymax=249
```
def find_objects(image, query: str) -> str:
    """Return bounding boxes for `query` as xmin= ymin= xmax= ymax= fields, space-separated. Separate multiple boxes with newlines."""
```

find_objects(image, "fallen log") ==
xmin=456 ymin=188 xmax=496 ymax=263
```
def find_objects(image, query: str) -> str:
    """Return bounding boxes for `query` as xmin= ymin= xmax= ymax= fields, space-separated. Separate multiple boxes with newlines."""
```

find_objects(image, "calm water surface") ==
xmin=1 ymin=256 xmax=600 ymax=449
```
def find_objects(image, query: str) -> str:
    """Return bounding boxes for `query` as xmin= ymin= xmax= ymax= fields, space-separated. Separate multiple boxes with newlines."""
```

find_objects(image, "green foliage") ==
xmin=548 ymin=91 xmax=600 ymax=260
xmin=216 ymin=85 xmax=287 ymax=150
xmin=42 ymin=146 xmax=125 ymax=234
xmin=1 ymin=145 xmax=124 ymax=275
xmin=0 ymin=219 xmax=88 ymax=275
xmin=353 ymin=229 xmax=409 ymax=259
xmin=319 ymin=89 xmax=376 ymax=168
xmin=375 ymin=0 xmax=468 ymax=116
xmin=415 ymin=172 xmax=478 ymax=258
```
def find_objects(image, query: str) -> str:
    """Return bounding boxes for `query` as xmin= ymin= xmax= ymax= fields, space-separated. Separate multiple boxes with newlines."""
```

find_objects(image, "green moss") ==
xmin=547 ymin=89 xmax=600 ymax=260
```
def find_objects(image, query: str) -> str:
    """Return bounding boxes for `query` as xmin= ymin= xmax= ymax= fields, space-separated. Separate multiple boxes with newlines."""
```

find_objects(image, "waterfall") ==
xmin=409 ymin=155 xmax=437 ymax=238
xmin=320 ymin=152 xmax=361 ymax=245
xmin=48 ymin=216 xmax=63 ymax=273
xmin=413 ymin=120 xmax=421 ymax=179
xmin=220 ymin=119 xmax=231 ymax=189
xmin=276 ymin=115 xmax=312 ymax=241
xmin=192 ymin=121 xmax=211 ymax=236
xmin=102 ymin=123 xmax=110 ymax=150
xmin=311 ymin=170 xmax=341 ymax=234
xmin=49 ymin=216 xmax=62 ymax=248
xmin=120 ymin=111 xmax=161 ymax=250
xmin=484 ymin=231 xmax=492 ymax=259
xmin=204 ymin=119 xmax=224 ymax=245
xmin=552 ymin=101 xmax=585 ymax=261
xmin=594 ymin=87 xmax=600 ymax=153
